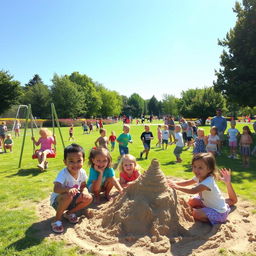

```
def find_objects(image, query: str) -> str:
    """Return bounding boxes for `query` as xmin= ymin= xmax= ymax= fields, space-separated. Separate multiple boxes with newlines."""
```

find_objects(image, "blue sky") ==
xmin=0 ymin=0 xmax=237 ymax=100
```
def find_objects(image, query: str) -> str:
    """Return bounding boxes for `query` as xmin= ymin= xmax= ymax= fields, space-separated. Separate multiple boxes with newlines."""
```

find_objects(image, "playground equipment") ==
xmin=18 ymin=103 xmax=65 ymax=168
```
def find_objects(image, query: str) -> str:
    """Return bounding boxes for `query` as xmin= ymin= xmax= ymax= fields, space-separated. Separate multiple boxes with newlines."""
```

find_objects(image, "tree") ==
xmin=0 ymin=70 xmax=21 ymax=115
xmin=147 ymin=96 xmax=159 ymax=115
xmin=51 ymin=74 xmax=84 ymax=118
xmin=214 ymin=0 xmax=256 ymax=107
xmin=69 ymin=72 xmax=102 ymax=117
xmin=127 ymin=93 xmax=145 ymax=117
xmin=161 ymin=94 xmax=179 ymax=116
xmin=97 ymin=85 xmax=123 ymax=117
xmin=25 ymin=74 xmax=43 ymax=88
xmin=178 ymin=87 xmax=226 ymax=125
xmin=21 ymin=83 xmax=51 ymax=118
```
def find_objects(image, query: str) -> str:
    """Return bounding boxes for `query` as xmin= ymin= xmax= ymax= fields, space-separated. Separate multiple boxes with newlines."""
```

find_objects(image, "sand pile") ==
xmin=37 ymin=159 xmax=256 ymax=256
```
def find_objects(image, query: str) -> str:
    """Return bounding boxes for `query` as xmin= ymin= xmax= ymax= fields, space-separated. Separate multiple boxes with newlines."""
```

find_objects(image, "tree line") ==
xmin=0 ymin=0 xmax=255 ymax=122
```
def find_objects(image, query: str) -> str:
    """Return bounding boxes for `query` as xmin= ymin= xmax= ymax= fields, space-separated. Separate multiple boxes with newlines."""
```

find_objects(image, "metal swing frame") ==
xmin=18 ymin=103 xmax=65 ymax=168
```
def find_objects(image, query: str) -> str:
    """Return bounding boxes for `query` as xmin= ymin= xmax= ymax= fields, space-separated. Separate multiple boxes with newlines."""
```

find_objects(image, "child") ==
xmin=83 ymin=122 xmax=89 ymax=134
xmin=69 ymin=124 xmax=75 ymax=141
xmin=186 ymin=121 xmax=194 ymax=149
xmin=156 ymin=125 xmax=162 ymax=148
xmin=167 ymin=153 xmax=237 ymax=225
xmin=193 ymin=128 xmax=207 ymax=155
xmin=95 ymin=128 xmax=109 ymax=149
xmin=88 ymin=122 xmax=93 ymax=133
xmin=87 ymin=147 xmax=123 ymax=201
xmin=50 ymin=144 xmax=93 ymax=233
xmin=227 ymin=121 xmax=239 ymax=159
xmin=14 ymin=120 xmax=21 ymax=137
xmin=239 ymin=126 xmax=253 ymax=167
xmin=4 ymin=134 xmax=13 ymax=153
xmin=192 ymin=121 xmax=198 ymax=140
xmin=140 ymin=125 xmax=154 ymax=160
xmin=206 ymin=126 xmax=220 ymax=155
xmin=162 ymin=125 xmax=169 ymax=150
xmin=0 ymin=121 xmax=7 ymax=152
xmin=173 ymin=125 xmax=184 ymax=162
xmin=118 ymin=154 xmax=141 ymax=188
xmin=117 ymin=124 xmax=132 ymax=156
xmin=109 ymin=131 xmax=117 ymax=151
xmin=32 ymin=128 xmax=56 ymax=171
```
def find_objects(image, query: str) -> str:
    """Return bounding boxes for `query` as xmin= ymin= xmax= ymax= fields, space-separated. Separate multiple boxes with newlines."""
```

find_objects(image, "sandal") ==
xmin=63 ymin=212 xmax=78 ymax=224
xmin=51 ymin=220 xmax=64 ymax=233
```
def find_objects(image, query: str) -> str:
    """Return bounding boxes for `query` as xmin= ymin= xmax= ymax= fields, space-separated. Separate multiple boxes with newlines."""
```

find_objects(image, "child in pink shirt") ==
xmin=32 ymin=128 xmax=56 ymax=171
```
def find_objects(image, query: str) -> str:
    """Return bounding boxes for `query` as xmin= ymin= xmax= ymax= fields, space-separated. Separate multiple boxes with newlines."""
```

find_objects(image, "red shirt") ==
xmin=120 ymin=170 xmax=140 ymax=182
xmin=109 ymin=135 xmax=116 ymax=142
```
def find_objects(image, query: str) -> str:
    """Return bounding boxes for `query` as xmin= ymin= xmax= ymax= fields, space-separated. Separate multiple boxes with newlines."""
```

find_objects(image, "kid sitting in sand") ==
xmin=87 ymin=147 xmax=123 ymax=201
xmin=32 ymin=128 xmax=56 ymax=171
xmin=50 ymin=144 xmax=93 ymax=233
xmin=167 ymin=152 xmax=237 ymax=225
xmin=118 ymin=154 xmax=141 ymax=188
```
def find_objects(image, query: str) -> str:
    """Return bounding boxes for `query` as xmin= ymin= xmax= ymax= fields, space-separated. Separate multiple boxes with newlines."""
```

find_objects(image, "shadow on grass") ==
xmin=5 ymin=218 xmax=54 ymax=252
xmin=6 ymin=168 xmax=42 ymax=177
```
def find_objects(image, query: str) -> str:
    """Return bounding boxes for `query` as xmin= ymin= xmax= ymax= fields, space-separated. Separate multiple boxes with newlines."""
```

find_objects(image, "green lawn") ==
xmin=0 ymin=121 xmax=255 ymax=256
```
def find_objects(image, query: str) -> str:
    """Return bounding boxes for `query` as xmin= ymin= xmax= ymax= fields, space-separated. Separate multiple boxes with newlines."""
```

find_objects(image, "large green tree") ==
xmin=25 ymin=74 xmax=43 ymax=88
xmin=69 ymin=72 xmax=102 ymax=117
xmin=0 ymin=71 xmax=21 ymax=115
xmin=214 ymin=0 xmax=256 ymax=107
xmin=127 ymin=93 xmax=145 ymax=117
xmin=51 ymin=74 xmax=84 ymax=118
xmin=161 ymin=94 xmax=179 ymax=116
xmin=178 ymin=87 xmax=226 ymax=124
xmin=147 ymin=96 xmax=159 ymax=115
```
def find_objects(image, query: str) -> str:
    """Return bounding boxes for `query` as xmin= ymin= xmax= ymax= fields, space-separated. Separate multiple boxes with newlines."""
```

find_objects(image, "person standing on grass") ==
xmin=140 ymin=125 xmax=154 ymax=160
xmin=117 ymin=124 xmax=132 ymax=156
xmin=173 ymin=125 xmax=184 ymax=163
xmin=69 ymin=124 xmax=75 ymax=141
xmin=14 ymin=120 xmax=21 ymax=137
xmin=50 ymin=144 xmax=93 ymax=233
xmin=162 ymin=125 xmax=170 ymax=150
xmin=95 ymin=128 xmax=109 ymax=149
xmin=168 ymin=116 xmax=175 ymax=143
xmin=0 ymin=121 xmax=7 ymax=153
xmin=109 ymin=131 xmax=117 ymax=151
xmin=211 ymin=109 xmax=227 ymax=154
xmin=227 ymin=120 xmax=240 ymax=159
xmin=156 ymin=125 xmax=162 ymax=148
xmin=239 ymin=126 xmax=253 ymax=168
xmin=180 ymin=118 xmax=188 ymax=146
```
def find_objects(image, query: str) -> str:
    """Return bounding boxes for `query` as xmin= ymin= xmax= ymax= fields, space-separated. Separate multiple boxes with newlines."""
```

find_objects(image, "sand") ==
xmin=37 ymin=159 xmax=256 ymax=256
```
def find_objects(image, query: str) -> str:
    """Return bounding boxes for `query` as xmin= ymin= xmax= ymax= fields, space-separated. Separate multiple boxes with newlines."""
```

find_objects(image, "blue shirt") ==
xmin=87 ymin=167 xmax=115 ymax=188
xmin=211 ymin=116 xmax=227 ymax=133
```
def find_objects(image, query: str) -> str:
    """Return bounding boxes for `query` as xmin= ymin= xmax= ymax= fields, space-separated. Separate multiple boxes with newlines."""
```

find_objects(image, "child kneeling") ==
xmin=50 ymin=144 xmax=93 ymax=233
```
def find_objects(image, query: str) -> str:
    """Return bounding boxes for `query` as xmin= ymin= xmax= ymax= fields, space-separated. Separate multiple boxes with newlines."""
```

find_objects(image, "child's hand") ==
xmin=68 ymin=188 xmax=79 ymax=196
xmin=31 ymin=137 xmax=35 ymax=141
xmin=94 ymin=165 xmax=105 ymax=174
xmin=219 ymin=168 xmax=232 ymax=184
xmin=166 ymin=179 xmax=176 ymax=188
xmin=80 ymin=191 xmax=92 ymax=200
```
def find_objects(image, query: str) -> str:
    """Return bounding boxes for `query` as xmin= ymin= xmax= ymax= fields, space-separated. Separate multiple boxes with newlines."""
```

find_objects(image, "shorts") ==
xmin=162 ymin=139 xmax=168 ymax=144
xmin=182 ymin=132 xmax=187 ymax=142
xmin=187 ymin=136 xmax=193 ymax=141
xmin=169 ymin=130 xmax=175 ymax=137
xmin=119 ymin=145 xmax=129 ymax=155
xmin=69 ymin=133 xmax=73 ymax=137
xmin=38 ymin=149 xmax=54 ymax=155
xmin=52 ymin=193 xmax=81 ymax=211
xmin=111 ymin=141 xmax=115 ymax=147
xmin=202 ymin=206 xmax=230 ymax=225
xmin=143 ymin=142 xmax=150 ymax=150
xmin=218 ymin=131 xmax=224 ymax=141
xmin=240 ymin=145 xmax=251 ymax=156
xmin=174 ymin=146 xmax=183 ymax=157
xmin=0 ymin=135 xmax=6 ymax=140
xmin=206 ymin=145 xmax=217 ymax=153
xmin=229 ymin=141 xmax=237 ymax=147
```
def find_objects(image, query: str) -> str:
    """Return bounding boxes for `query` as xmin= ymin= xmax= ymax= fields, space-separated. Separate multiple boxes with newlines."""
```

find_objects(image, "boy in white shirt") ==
xmin=162 ymin=125 xmax=170 ymax=150
xmin=227 ymin=121 xmax=240 ymax=159
xmin=50 ymin=144 xmax=93 ymax=233
xmin=174 ymin=125 xmax=184 ymax=162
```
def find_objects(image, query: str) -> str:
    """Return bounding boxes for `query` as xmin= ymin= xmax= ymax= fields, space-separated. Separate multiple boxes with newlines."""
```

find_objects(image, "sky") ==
xmin=0 ymin=0 xmax=238 ymax=100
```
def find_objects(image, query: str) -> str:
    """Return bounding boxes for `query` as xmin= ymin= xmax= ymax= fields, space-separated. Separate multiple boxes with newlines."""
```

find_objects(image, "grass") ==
xmin=0 ymin=120 xmax=255 ymax=255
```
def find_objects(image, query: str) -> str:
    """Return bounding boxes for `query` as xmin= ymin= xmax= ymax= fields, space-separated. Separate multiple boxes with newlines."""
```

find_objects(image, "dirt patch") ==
xmin=37 ymin=159 xmax=256 ymax=256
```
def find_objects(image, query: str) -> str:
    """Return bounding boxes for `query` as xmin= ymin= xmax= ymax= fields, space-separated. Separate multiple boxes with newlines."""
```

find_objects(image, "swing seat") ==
xmin=32 ymin=149 xmax=56 ymax=159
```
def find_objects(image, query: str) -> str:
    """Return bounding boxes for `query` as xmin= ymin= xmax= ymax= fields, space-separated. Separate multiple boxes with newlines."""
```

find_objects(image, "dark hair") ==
xmin=100 ymin=128 xmax=106 ymax=134
xmin=243 ymin=126 xmax=252 ymax=135
xmin=64 ymin=143 xmax=85 ymax=160
xmin=211 ymin=126 xmax=218 ymax=135
xmin=88 ymin=147 xmax=112 ymax=168
xmin=192 ymin=153 xmax=218 ymax=179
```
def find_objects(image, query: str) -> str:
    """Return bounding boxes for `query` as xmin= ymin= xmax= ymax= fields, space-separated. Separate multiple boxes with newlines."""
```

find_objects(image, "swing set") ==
xmin=18 ymin=103 xmax=65 ymax=168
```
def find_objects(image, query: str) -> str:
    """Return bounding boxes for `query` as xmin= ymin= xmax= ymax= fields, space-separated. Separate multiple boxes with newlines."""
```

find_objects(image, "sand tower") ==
xmin=85 ymin=159 xmax=195 ymax=253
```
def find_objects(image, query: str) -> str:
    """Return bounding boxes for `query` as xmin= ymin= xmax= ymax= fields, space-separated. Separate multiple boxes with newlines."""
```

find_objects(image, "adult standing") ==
xmin=167 ymin=116 xmax=175 ymax=143
xmin=211 ymin=109 xmax=227 ymax=153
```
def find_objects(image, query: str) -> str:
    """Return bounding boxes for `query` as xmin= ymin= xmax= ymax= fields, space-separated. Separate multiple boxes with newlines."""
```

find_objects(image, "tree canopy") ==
xmin=214 ymin=0 xmax=256 ymax=107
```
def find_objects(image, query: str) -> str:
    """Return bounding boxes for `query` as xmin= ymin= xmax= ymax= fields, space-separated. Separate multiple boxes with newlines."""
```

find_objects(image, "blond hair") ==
xmin=197 ymin=128 xmax=205 ymax=135
xmin=39 ymin=128 xmax=52 ymax=137
xmin=117 ymin=154 xmax=138 ymax=173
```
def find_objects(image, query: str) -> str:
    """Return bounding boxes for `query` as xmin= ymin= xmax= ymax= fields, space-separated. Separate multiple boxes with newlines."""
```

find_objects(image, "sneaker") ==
xmin=37 ymin=163 xmax=44 ymax=171
xmin=228 ymin=155 xmax=233 ymax=159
